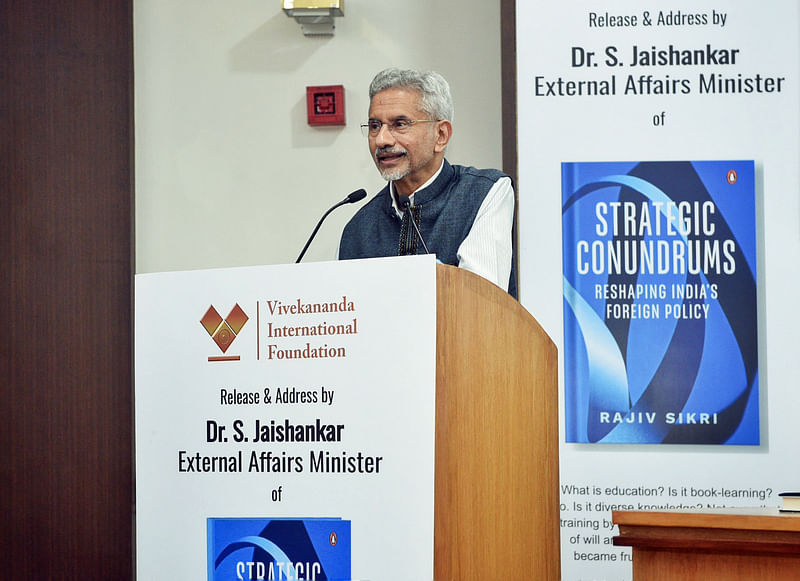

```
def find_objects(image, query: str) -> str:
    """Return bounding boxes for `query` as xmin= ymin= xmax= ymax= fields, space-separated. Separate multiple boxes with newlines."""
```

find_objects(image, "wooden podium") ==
xmin=613 ymin=508 xmax=800 ymax=580
xmin=433 ymin=265 xmax=560 ymax=580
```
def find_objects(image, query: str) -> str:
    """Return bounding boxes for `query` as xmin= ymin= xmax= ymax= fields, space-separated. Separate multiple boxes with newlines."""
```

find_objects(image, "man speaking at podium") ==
xmin=338 ymin=68 xmax=517 ymax=298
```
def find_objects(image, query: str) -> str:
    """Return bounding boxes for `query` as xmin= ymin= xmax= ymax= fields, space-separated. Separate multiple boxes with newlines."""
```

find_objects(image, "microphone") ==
xmin=396 ymin=194 xmax=430 ymax=254
xmin=296 ymin=189 xmax=367 ymax=263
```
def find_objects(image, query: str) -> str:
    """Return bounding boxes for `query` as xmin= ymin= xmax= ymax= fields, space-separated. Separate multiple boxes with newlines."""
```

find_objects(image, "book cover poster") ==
xmin=208 ymin=517 xmax=351 ymax=581
xmin=562 ymin=161 xmax=758 ymax=444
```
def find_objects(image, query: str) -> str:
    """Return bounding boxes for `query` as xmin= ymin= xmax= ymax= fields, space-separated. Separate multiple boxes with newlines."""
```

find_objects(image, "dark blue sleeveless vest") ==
xmin=339 ymin=159 xmax=518 ymax=298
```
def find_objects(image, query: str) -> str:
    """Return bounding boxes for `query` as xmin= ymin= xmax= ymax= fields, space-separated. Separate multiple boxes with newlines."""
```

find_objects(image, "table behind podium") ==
xmin=613 ymin=508 xmax=800 ymax=580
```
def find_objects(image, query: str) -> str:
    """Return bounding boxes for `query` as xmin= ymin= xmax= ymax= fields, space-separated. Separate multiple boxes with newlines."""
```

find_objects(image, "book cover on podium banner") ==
xmin=562 ymin=160 xmax=758 ymax=444
xmin=208 ymin=517 xmax=351 ymax=580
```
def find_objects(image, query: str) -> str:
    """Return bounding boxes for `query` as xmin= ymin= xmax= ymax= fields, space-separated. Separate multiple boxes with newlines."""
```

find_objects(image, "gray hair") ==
xmin=369 ymin=68 xmax=454 ymax=122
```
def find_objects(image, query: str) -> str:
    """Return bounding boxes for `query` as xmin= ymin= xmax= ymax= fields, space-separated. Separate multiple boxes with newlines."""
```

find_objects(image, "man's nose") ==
xmin=374 ymin=123 xmax=395 ymax=147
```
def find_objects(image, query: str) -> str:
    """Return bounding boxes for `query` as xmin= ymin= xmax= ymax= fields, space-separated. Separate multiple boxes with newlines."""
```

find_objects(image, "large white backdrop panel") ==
xmin=517 ymin=2 xmax=800 ymax=579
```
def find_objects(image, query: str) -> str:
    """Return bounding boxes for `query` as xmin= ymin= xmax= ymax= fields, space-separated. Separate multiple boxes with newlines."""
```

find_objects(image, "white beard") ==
xmin=379 ymin=166 xmax=410 ymax=182
xmin=374 ymin=146 xmax=409 ymax=182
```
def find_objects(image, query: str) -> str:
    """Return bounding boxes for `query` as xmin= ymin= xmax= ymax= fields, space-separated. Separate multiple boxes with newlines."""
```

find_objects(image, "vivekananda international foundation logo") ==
xmin=200 ymin=304 xmax=249 ymax=362
xmin=199 ymin=295 xmax=361 ymax=363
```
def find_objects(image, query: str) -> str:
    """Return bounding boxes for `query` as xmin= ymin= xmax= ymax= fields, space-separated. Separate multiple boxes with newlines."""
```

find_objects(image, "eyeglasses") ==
xmin=360 ymin=118 xmax=439 ymax=137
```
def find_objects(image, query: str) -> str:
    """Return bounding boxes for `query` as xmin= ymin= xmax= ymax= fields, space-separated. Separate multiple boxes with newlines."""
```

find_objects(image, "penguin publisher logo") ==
xmin=200 ymin=304 xmax=249 ymax=361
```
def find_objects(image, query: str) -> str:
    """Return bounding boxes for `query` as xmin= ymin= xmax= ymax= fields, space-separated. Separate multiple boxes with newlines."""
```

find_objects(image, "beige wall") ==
xmin=135 ymin=0 xmax=503 ymax=273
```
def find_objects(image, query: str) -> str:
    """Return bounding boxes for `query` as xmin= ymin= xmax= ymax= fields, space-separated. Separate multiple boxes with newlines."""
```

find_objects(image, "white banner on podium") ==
xmin=135 ymin=255 xmax=437 ymax=581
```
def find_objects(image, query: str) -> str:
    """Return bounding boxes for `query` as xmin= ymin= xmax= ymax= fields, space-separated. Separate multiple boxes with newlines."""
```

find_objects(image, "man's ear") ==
xmin=434 ymin=120 xmax=453 ymax=153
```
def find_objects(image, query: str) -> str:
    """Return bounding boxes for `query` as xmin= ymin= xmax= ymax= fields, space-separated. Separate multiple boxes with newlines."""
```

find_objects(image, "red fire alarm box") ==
xmin=306 ymin=85 xmax=345 ymax=126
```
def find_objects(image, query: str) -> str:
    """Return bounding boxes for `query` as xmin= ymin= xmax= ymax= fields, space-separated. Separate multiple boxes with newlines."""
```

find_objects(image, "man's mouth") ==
xmin=375 ymin=147 xmax=407 ymax=165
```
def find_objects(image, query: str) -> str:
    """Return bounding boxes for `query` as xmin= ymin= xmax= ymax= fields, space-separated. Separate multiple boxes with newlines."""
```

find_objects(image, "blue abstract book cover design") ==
xmin=561 ymin=161 xmax=758 ymax=444
xmin=208 ymin=517 xmax=351 ymax=580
